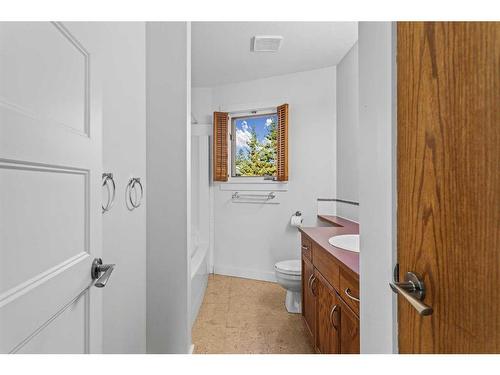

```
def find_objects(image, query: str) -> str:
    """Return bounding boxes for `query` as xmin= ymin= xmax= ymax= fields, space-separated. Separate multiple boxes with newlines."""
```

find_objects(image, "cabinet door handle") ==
xmin=307 ymin=274 xmax=317 ymax=295
xmin=344 ymin=288 xmax=360 ymax=302
xmin=307 ymin=274 xmax=314 ymax=290
xmin=309 ymin=276 xmax=317 ymax=296
xmin=329 ymin=304 xmax=339 ymax=330
xmin=301 ymin=245 xmax=309 ymax=250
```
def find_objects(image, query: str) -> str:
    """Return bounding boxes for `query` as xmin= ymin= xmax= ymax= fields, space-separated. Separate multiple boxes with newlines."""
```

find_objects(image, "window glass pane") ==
xmin=233 ymin=114 xmax=278 ymax=177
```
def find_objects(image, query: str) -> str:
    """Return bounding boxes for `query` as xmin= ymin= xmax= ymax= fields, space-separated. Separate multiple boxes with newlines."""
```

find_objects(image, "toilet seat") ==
xmin=275 ymin=259 xmax=301 ymax=276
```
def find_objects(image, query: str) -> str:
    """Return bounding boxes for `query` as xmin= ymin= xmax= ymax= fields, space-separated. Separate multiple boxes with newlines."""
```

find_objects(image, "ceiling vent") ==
xmin=252 ymin=35 xmax=283 ymax=52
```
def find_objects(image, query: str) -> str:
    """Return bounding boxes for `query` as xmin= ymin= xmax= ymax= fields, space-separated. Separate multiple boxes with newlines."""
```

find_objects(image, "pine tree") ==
xmin=234 ymin=118 xmax=277 ymax=177
xmin=260 ymin=118 xmax=277 ymax=176
xmin=235 ymin=148 xmax=247 ymax=176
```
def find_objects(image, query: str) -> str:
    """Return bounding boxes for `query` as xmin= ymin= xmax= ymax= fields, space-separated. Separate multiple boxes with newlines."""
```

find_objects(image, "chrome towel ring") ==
xmin=102 ymin=173 xmax=116 ymax=213
xmin=127 ymin=177 xmax=143 ymax=210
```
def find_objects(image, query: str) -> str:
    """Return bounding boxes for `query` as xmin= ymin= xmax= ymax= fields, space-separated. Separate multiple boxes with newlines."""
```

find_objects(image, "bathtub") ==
xmin=190 ymin=125 xmax=212 ymax=327
xmin=190 ymin=238 xmax=209 ymax=326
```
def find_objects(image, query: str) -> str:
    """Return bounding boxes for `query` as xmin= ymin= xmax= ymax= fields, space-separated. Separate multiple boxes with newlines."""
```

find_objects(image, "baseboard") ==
xmin=190 ymin=273 xmax=208 ymax=327
xmin=214 ymin=265 xmax=277 ymax=283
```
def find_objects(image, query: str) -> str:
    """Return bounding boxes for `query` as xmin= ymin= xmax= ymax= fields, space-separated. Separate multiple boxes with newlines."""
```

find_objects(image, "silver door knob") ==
xmin=91 ymin=258 xmax=116 ymax=288
xmin=389 ymin=271 xmax=433 ymax=316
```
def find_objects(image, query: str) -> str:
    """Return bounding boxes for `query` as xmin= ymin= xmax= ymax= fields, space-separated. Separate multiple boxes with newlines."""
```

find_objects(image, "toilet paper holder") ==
xmin=290 ymin=211 xmax=303 ymax=228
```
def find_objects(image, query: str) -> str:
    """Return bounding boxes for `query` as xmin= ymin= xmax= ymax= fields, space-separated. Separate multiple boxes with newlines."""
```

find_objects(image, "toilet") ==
xmin=274 ymin=259 xmax=302 ymax=313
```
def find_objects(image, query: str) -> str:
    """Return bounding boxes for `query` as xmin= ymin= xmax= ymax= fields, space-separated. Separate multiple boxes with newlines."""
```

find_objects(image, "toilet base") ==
xmin=285 ymin=290 xmax=302 ymax=314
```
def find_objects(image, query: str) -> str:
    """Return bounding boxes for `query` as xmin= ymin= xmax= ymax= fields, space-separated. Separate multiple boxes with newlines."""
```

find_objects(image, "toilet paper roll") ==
xmin=290 ymin=214 xmax=303 ymax=228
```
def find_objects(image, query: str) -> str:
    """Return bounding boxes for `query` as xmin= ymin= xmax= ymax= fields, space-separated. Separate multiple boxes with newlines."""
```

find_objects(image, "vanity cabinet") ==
xmin=314 ymin=271 xmax=340 ymax=354
xmin=302 ymin=256 xmax=316 ymax=339
xmin=339 ymin=297 xmax=360 ymax=354
xmin=301 ymin=233 xmax=360 ymax=354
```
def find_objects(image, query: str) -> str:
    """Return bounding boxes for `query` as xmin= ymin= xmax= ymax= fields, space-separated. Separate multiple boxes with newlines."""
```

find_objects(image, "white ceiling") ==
xmin=192 ymin=22 xmax=358 ymax=88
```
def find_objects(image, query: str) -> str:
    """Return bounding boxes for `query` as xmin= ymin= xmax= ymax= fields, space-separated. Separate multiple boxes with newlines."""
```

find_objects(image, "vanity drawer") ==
xmin=340 ymin=269 xmax=359 ymax=316
xmin=312 ymin=244 xmax=340 ymax=292
xmin=301 ymin=235 xmax=312 ymax=261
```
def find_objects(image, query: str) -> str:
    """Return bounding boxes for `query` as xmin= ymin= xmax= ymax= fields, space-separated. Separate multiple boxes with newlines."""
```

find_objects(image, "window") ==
xmin=213 ymin=103 xmax=288 ymax=182
xmin=231 ymin=112 xmax=278 ymax=177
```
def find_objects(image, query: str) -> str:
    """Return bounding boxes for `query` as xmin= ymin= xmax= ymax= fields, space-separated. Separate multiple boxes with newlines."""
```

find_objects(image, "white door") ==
xmin=0 ymin=22 xmax=103 ymax=353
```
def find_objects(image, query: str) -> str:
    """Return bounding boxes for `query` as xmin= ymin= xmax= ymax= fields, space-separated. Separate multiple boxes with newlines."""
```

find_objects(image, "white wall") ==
xmin=146 ymin=22 xmax=191 ymax=353
xmin=336 ymin=42 xmax=359 ymax=222
xmin=192 ymin=87 xmax=212 ymax=124
xmin=101 ymin=22 xmax=147 ymax=354
xmin=210 ymin=67 xmax=337 ymax=281
xmin=358 ymin=22 xmax=397 ymax=354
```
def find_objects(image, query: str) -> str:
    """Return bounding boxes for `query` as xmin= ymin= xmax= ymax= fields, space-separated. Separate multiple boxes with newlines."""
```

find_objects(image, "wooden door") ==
xmin=0 ymin=22 xmax=103 ymax=353
xmin=302 ymin=257 xmax=316 ymax=340
xmin=339 ymin=298 xmax=359 ymax=354
xmin=315 ymin=273 xmax=340 ymax=354
xmin=397 ymin=22 xmax=500 ymax=353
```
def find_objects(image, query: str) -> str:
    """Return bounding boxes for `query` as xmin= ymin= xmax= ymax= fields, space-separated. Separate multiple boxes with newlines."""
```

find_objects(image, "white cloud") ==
xmin=236 ymin=126 xmax=251 ymax=151
xmin=265 ymin=118 xmax=273 ymax=127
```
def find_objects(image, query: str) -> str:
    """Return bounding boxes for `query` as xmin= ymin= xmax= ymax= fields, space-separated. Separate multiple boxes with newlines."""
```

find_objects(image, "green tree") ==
xmin=260 ymin=119 xmax=277 ymax=176
xmin=234 ymin=119 xmax=277 ymax=177
xmin=235 ymin=148 xmax=249 ymax=176
xmin=236 ymin=125 xmax=260 ymax=176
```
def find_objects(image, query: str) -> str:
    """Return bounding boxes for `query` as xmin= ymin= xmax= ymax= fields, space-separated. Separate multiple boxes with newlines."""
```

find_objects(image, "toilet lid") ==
xmin=275 ymin=259 xmax=301 ymax=275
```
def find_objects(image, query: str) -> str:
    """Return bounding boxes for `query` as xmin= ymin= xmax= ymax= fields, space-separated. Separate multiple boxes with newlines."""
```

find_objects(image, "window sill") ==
xmin=217 ymin=178 xmax=289 ymax=192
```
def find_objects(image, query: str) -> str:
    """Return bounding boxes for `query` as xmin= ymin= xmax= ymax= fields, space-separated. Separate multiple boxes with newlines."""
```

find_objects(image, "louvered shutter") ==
xmin=213 ymin=111 xmax=229 ymax=182
xmin=276 ymin=104 xmax=289 ymax=181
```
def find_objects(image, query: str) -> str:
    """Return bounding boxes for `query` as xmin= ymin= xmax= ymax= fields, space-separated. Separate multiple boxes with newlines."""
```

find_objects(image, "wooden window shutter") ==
xmin=213 ymin=111 xmax=229 ymax=182
xmin=276 ymin=103 xmax=289 ymax=181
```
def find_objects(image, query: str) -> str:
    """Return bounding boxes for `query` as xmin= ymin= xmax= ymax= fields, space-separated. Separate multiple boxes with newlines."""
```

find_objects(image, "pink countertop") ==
xmin=299 ymin=216 xmax=359 ymax=277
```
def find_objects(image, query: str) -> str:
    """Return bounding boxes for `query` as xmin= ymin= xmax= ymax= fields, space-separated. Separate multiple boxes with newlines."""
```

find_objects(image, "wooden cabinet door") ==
xmin=302 ymin=256 xmax=316 ymax=340
xmin=315 ymin=272 xmax=340 ymax=354
xmin=339 ymin=298 xmax=360 ymax=354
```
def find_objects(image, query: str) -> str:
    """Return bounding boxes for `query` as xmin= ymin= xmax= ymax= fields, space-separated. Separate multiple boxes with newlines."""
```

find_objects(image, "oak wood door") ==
xmin=315 ymin=272 xmax=340 ymax=354
xmin=339 ymin=297 xmax=359 ymax=354
xmin=397 ymin=22 xmax=500 ymax=353
xmin=302 ymin=256 xmax=316 ymax=340
xmin=0 ymin=22 xmax=103 ymax=353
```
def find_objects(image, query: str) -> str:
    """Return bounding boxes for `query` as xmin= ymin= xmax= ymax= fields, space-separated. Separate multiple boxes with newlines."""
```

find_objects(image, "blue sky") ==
xmin=235 ymin=114 xmax=277 ymax=155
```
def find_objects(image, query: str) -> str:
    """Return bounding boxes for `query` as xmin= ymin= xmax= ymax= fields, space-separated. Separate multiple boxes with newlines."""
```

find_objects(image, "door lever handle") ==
xmin=389 ymin=271 xmax=433 ymax=316
xmin=91 ymin=258 xmax=116 ymax=288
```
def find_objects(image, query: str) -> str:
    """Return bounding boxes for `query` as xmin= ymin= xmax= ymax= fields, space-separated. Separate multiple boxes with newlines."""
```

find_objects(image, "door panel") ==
xmin=397 ymin=22 xmax=500 ymax=353
xmin=0 ymin=22 xmax=87 ymax=134
xmin=0 ymin=164 xmax=87 ymax=292
xmin=0 ymin=22 xmax=102 ymax=353
xmin=16 ymin=291 xmax=88 ymax=354
xmin=315 ymin=273 xmax=340 ymax=354
xmin=339 ymin=298 xmax=359 ymax=354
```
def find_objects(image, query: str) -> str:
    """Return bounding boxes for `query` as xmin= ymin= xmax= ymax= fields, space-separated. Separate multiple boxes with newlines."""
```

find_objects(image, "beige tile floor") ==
xmin=192 ymin=274 xmax=315 ymax=354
